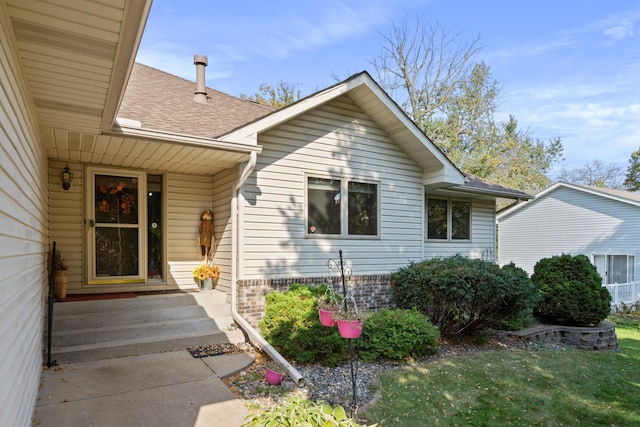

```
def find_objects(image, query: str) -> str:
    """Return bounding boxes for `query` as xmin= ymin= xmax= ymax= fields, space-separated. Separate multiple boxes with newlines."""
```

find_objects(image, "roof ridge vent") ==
xmin=193 ymin=54 xmax=208 ymax=103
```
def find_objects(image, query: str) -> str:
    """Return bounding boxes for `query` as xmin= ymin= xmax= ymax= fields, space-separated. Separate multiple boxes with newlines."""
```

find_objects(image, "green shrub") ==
xmin=390 ymin=255 xmax=539 ymax=335
xmin=359 ymin=308 xmax=439 ymax=362
xmin=531 ymin=254 xmax=611 ymax=326
xmin=259 ymin=284 xmax=347 ymax=367
xmin=242 ymin=396 xmax=371 ymax=426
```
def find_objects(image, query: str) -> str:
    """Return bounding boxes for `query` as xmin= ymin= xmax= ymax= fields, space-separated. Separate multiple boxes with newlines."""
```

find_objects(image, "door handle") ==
xmin=89 ymin=219 xmax=95 ymax=228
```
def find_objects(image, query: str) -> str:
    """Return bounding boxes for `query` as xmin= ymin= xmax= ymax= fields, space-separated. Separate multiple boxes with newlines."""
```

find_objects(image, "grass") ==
xmin=360 ymin=324 xmax=640 ymax=426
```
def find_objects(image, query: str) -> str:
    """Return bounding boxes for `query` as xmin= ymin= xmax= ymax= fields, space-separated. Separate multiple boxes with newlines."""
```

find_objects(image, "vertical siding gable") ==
xmin=240 ymin=95 xmax=425 ymax=278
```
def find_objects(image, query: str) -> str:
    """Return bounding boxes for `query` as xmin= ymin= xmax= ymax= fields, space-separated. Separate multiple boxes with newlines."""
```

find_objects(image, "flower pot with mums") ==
xmin=192 ymin=264 xmax=220 ymax=290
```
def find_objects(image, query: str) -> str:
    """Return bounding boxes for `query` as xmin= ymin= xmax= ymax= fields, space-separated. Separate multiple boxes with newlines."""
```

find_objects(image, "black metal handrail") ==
xmin=47 ymin=241 xmax=56 ymax=367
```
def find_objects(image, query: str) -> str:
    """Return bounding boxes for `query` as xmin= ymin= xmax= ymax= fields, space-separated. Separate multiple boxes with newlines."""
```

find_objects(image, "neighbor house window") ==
xmin=427 ymin=197 xmax=471 ymax=240
xmin=593 ymin=254 xmax=636 ymax=284
xmin=307 ymin=176 xmax=378 ymax=237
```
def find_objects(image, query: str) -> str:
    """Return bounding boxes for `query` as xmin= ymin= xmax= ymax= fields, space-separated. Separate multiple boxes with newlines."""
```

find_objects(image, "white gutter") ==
xmin=230 ymin=151 xmax=305 ymax=387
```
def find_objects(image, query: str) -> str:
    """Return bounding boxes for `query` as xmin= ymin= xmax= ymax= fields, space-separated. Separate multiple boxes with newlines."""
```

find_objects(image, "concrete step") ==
xmin=47 ymin=291 xmax=246 ymax=364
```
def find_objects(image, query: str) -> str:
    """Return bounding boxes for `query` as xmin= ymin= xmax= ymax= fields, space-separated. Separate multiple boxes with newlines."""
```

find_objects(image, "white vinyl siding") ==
xmin=0 ymin=10 xmax=49 ymax=425
xmin=166 ymin=172 xmax=214 ymax=288
xmin=423 ymin=199 xmax=496 ymax=261
xmin=212 ymin=167 xmax=238 ymax=296
xmin=239 ymin=95 xmax=424 ymax=278
xmin=49 ymin=161 xmax=83 ymax=292
xmin=49 ymin=169 xmax=218 ymax=292
xmin=498 ymin=185 xmax=640 ymax=276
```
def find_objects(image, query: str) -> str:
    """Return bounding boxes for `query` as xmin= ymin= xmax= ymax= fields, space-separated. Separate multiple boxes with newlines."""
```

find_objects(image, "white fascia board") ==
xmin=218 ymin=78 xmax=363 ymax=142
xmin=108 ymin=123 xmax=262 ymax=154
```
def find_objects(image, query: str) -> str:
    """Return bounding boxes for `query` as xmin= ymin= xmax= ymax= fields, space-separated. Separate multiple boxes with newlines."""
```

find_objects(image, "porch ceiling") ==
xmin=42 ymin=128 xmax=255 ymax=175
xmin=5 ymin=0 xmax=151 ymax=135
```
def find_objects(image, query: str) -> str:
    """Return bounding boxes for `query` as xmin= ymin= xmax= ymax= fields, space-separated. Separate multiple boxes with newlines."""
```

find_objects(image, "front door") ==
xmin=87 ymin=167 xmax=146 ymax=284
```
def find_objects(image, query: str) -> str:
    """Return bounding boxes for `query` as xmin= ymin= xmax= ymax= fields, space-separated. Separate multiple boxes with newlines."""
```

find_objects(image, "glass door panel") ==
xmin=88 ymin=169 xmax=145 ymax=284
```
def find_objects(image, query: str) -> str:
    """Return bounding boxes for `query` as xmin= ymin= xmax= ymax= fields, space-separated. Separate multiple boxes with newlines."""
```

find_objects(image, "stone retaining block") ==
xmin=507 ymin=321 xmax=618 ymax=351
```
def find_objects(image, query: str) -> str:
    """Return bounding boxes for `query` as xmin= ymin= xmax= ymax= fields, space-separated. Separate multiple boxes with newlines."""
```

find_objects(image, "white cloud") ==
xmin=603 ymin=21 xmax=635 ymax=40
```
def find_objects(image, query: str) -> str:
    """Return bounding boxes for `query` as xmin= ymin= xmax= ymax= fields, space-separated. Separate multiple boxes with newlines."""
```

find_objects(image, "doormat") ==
xmin=60 ymin=292 xmax=137 ymax=302
xmin=188 ymin=342 xmax=254 ymax=358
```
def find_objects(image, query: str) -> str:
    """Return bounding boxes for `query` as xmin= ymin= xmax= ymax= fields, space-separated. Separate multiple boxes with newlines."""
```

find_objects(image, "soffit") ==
xmin=41 ymin=128 xmax=254 ymax=175
xmin=5 ymin=0 xmax=150 ymax=135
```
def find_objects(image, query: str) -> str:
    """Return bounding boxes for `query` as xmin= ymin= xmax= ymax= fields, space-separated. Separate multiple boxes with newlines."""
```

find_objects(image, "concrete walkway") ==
xmin=33 ymin=291 xmax=257 ymax=426
xmin=32 ymin=350 xmax=255 ymax=427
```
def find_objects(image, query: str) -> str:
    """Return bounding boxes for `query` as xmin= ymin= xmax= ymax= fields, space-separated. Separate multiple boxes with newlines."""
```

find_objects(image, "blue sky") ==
xmin=136 ymin=0 xmax=640 ymax=178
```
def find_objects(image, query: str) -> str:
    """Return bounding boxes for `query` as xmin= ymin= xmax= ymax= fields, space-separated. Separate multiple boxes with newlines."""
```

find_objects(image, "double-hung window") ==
xmin=426 ymin=197 xmax=471 ymax=240
xmin=307 ymin=176 xmax=378 ymax=237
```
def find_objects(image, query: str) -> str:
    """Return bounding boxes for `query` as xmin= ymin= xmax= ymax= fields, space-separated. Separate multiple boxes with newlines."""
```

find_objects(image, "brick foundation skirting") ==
xmin=236 ymin=275 xmax=393 ymax=328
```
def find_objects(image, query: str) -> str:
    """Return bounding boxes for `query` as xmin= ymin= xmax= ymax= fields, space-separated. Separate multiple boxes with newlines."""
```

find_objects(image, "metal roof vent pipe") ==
xmin=193 ymin=54 xmax=208 ymax=103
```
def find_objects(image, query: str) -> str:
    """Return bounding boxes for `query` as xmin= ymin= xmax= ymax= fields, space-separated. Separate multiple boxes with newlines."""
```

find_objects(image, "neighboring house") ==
xmin=0 ymin=1 xmax=530 ymax=425
xmin=497 ymin=182 xmax=640 ymax=289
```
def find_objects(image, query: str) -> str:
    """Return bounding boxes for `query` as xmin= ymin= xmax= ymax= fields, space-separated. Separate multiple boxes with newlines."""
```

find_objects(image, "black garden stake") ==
xmin=328 ymin=250 xmax=360 ymax=418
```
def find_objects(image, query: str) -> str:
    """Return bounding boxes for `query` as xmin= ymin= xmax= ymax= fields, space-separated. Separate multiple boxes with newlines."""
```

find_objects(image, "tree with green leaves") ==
xmin=624 ymin=148 xmax=640 ymax=191
xmin=372 ymin=18 xmax=563 ymax=194
xmin=240 ymin=80 xmax=302 ymax=108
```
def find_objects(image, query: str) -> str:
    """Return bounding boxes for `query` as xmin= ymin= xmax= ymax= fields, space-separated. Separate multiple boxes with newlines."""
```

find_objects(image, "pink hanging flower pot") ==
xmin=318 ymin=309 xmax=337 ymax=327
xmin=337 ymin=319 xmax=364 ymax=339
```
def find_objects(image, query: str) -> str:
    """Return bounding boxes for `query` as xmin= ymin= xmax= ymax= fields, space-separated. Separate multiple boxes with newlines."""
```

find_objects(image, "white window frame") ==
xmin=426 ymin=197 xmax=472 ymax=241
xmin=305 ymin=173 xmax=380 ymax=239
xmin=592 ymin=253 xmax=636 ymax=284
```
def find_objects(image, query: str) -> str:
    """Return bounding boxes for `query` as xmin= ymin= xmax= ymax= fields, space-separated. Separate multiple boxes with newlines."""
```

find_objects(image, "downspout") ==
xmin=230 ymin=151 xmax=305 ymax=387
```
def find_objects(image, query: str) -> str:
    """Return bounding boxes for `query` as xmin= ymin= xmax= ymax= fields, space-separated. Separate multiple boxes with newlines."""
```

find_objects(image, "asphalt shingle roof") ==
xmin=117 ymin=63 xmax=275 ymax=138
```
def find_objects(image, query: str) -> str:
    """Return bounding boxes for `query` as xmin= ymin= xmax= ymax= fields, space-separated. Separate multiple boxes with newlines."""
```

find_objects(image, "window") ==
xmin=307 ymin=176 xmax=378 ymax=237
xmin=593 ymin=254 xmax=635 ymax=284
xmin=427 ymin=198 xmax=471 ymax=240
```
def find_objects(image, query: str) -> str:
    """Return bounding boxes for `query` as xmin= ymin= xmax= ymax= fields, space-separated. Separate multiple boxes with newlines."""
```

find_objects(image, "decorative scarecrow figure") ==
xmin=198 ymin=209 xmax=215 ymax=257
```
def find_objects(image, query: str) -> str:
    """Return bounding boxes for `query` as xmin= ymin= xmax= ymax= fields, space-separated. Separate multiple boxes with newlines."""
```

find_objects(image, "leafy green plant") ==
xmin=259 ymin=284 xmax=347 ymax=367
xmin=359 ymin=308 xmax=439 ymax=362
xmin=531 ymin=254 xmax=611 ymax=326
xmin=390 ymin=255 xmax=539 ymax=335
xmin=242 ymin=396 xmax=374 ymax=426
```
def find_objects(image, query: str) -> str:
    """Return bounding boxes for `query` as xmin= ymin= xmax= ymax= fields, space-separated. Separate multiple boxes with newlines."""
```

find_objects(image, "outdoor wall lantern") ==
xmin=60 ymin=165 xmax=73 ymax=190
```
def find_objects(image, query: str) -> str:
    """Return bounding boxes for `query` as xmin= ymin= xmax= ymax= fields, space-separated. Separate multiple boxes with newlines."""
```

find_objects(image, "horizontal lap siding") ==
xmin=166 ymin=173 xmax=213 ymax=288
xmin=212 ymin=168 xmax=238 ymax=296
xmin=423 ymin=199 xmax=496 ymax=260
xmin=49 ymin=161 xmax=83 ymax=292
xmin=499 ymin=186 xmax=640 ymax=275
xmin=0 ymin=11 xmax=49 ymax=426
xmin=239 ymin=95 xmax=424 ymax=279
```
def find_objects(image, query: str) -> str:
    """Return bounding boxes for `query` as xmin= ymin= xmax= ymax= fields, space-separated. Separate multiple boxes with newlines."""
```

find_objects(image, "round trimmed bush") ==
xmin=390 ymin=255 xmax=539 ymax=335
xmin=359 ymin=308 xmax=439 ymax=362
xmin=531 ymin=254 xmax=611 ymax=326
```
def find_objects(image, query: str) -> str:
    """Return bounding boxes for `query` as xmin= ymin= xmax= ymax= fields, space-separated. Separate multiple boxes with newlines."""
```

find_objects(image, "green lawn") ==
xmin=361 ymin=326 xmax=640 ymax=426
